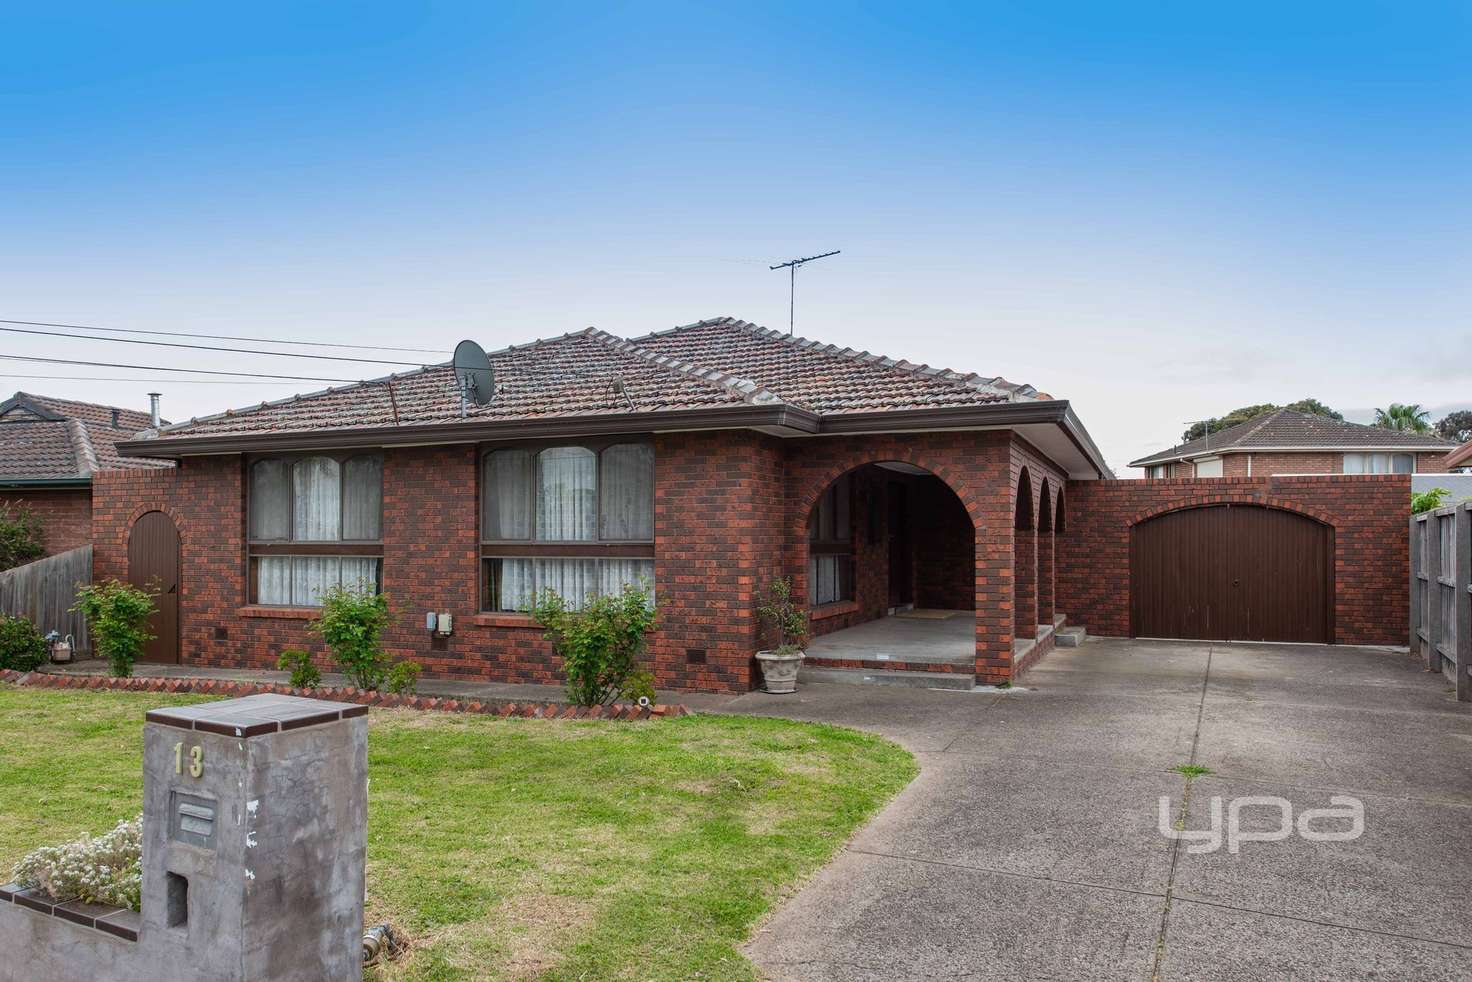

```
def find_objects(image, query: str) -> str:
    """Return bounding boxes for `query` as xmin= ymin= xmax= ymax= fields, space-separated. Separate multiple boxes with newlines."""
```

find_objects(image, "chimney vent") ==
xmin=148 ymin=392 xmax=161 ymax=428
xmin=111 ymin=408 xmax=120 ymax=428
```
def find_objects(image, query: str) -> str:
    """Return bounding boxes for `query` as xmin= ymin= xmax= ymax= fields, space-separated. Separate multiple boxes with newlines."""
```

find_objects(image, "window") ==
xmin=1147 ymin=464 xmax=1170 ymax=479
xmin=808 ymin=474 xmax=854 ymax=605
xmin=248 ymin=454 xmax=384 ymax=606
xmin=482 ymin=443 xmax=654 ymax=611
xmin=1344 ymin=452 xmax=1414 ymax=474
xmin=1193 ymin=457 xmax=1223 ymax=478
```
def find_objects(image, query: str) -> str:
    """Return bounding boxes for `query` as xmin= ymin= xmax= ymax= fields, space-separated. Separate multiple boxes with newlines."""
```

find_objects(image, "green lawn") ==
xmin=0 ymin=686 xmax=915 ymax=980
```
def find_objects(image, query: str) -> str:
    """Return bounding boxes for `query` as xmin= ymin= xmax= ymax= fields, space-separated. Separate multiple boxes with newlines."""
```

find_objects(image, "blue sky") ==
xmin=1 ymin=2 xmax=1468 ymax=470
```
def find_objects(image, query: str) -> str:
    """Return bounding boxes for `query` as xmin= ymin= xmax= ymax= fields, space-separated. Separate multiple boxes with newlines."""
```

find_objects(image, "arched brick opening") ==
xmin=1037 ymin=480 xmax=1055 ymax=624
xmin=1014 ymin=468 xmax=1037 ymax=638
xmin=796 ymin=460 xmax=976 ymax=641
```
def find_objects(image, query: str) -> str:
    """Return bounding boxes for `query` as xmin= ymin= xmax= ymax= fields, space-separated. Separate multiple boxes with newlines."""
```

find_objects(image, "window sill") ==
xmin=810 ymin=600 xmax=859 ymax=622
xmin=470 ymin=613 xmax=544 ymax=630
xmin=237 ymin=605 xmax=321 ymax=620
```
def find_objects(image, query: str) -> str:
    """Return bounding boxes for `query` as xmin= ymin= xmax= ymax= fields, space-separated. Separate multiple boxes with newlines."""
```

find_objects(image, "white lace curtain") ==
xmin=600 ymin=444 xmax=653 ymax=540
xmin=484 ymin=449 xmax=533 ymax=539
xmin=486 ymin=557 xmax=654 ymax=612
xmin=256 ymin=556 xmax=379 ymax=606
xmin=536 ymin=447 xmax=597 ymax=540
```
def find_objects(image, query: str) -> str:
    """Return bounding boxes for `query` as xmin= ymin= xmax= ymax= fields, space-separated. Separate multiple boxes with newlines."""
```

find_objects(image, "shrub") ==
xmin=386 ymin=659 xmax=422 ymax=695
xmin=277 ymin=648 xmax=321 ymax=689
xmin=0 ymin=613 xmax=48 ymax=671
xmin=757 ymin=577 xmax=810 ymax=655
xmin=311 ymin=586 xmax=392 ymax=690
xmin=72 ymin=579 xmax=156 ymax=678
xmin=534 ymin=584 xmax=657 ymax=706
xmin=0 ymin=505 xmax=44 ymax=572
xmin=12 ymin=815 xmax=143 ymax=911
xmin=1412 ymin=487 xmax=1453 ymax=514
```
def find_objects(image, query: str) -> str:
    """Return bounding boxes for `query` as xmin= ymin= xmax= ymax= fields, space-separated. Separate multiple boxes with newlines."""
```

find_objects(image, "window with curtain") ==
xmin=248 ymin=453 xmax=384 ymax=606
xmin=1344 ymin=452 xmax=1415 ymax=474
xmin=482 ymin=442 xmax=655 ymax=611
xmin=808 ymin=474 xmax=854 ymax=606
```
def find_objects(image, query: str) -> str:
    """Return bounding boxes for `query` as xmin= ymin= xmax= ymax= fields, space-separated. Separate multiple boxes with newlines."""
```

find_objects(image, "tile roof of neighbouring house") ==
xmin=134 ymin=318 xmax=1047 ymax=442
xmin=0 ymin=393 xmax=173 ymax=481
xmin=634 ymin=317 xmax=1043 ymax=413
xmin=1129 ymin=409 xmax=1457 ymax=467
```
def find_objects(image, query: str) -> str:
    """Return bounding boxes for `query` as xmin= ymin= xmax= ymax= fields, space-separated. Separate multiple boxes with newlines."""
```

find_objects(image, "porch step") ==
xmin=797 ymin=665 xmax=976 ymax=691
xmin=1056 ymin=626 xmax=1087 ymax=648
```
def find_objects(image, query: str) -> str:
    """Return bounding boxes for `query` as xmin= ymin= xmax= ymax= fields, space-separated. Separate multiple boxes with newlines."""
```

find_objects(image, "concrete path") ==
xmin=715 ymin=638 xmax=1472 ymax=981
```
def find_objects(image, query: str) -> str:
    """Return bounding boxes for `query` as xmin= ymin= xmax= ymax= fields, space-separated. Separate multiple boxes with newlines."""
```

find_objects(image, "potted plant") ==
xmin=756 ymin=577 xmax=810 ymax=694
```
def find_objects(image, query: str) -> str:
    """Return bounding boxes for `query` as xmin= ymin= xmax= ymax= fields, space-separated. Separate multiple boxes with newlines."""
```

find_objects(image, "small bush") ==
xmin=0 ymin=613 xmax=48 ymax=671
xmin=0 ymin=505 xmax=44 ymax=572
xmin=277 ymin=648 xmax=321 ymax=689
xmin=386 ymin=659 xmax=422 ymax=695
xmin=311 ymin=586 xmax=392 ymax=690
xmin=12 ymin=816 xmax=142 ymax=911
xmin=1412 ymin=487 xmax=1453 ymax=514
xmin=535 ymin=584 xmax=657 ymax=706
xmin=757 ymin=577 xmax=810 ymax=653
xmin=72 ymin=579 xmax=156 ymax=678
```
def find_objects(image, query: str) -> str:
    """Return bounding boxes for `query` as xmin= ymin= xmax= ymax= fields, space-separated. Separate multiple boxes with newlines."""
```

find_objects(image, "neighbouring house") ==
xmin=1445 ymin=438 xmax=1472 ymax=473
xmin=1129 ymin=409 xmax=1456 ymax=479
xmin=0 ymin=392 xmax=172 ymax=556
xmin=98 ymin=318 xmax=1412 ymax=692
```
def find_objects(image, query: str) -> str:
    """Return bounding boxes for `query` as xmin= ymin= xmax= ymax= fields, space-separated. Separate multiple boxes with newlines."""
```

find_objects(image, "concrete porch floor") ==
xmin=805 ymin=611 xmax=976 ymax=666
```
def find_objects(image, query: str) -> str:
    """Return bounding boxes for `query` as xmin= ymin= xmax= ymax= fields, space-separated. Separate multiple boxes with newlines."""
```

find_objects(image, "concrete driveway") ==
xmin=714 ymin=638 xmax=1472 ymax=981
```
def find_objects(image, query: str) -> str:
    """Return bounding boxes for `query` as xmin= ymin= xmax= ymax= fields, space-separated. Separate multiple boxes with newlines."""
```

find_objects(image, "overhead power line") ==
xmin=0 ymin=318 xmax=446 ymax=355
xmin=0 ymin=374 xmax=296 ymax=386
xmin=0 ymin=354 xmax=363 ymax=383
xmin=0 ymin=325 xmax=425 ymax=366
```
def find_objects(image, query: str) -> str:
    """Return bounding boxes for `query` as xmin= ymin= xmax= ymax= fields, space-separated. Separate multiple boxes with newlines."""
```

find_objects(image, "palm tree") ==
xmin=1373 ymin=403 xmax=1432 ymax=433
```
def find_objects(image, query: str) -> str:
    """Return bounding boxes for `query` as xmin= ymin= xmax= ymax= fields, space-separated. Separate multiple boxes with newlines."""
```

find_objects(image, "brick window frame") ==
xmin=244 ymin=451 xmax=385 ymax=606
xmin=479 ymin=438 xmax=655 ymax=612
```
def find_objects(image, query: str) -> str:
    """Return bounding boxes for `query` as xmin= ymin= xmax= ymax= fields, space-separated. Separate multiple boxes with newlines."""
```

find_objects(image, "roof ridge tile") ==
xmin=584 ymin=329 xmax=781 ymax=406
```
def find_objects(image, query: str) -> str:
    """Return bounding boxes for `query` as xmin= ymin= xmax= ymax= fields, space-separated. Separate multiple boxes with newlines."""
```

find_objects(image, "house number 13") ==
xmin=173 ymin=742 xmax=204 ymax=778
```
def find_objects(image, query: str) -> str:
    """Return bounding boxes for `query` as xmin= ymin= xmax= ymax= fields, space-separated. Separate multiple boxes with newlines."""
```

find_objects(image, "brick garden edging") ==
xmin=0 ymin=669 xmax=690 ymax=720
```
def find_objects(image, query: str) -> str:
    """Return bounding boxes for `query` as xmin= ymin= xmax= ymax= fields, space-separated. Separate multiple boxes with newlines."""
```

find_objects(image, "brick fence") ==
xmin=1058 ymin=475 xmax=1409 ymax=645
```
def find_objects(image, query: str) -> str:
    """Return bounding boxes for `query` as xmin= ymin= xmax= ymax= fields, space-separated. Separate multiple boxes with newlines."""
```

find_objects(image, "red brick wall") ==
xmin=1415 ymin=452 xmax=1450 ymax=474
xmin=1057 ymin=475 xmax=1408 ymax=645
xmin=912 ymin=475 xmax=973 ymax=610
xmin=1 ymin=489 xmax=92 ymax=557
xmin=93 ymin=427 xmax=1073 ymax=692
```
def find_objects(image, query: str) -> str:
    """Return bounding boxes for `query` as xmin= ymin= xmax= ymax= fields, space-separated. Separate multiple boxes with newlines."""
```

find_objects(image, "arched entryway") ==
xmin=1130 ymin=504 xmax=1332 ymax=643
xmin=797 ymin=461 xmax=976 ymax=683
xmin=1013 ymin=468 xmax=1037 ymax=640
xmin=128 ymin=510 xmax=180 ymax=664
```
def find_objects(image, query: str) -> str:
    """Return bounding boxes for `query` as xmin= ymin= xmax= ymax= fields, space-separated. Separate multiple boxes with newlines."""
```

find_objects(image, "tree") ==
xmin=0 ymin=505 xmax=44 ymax=572
xmin=1373 ymin=403 xmax=1432 ymax=433
xmin=1181 ymin=399 xmax=1340 ymax=443
xmin=1436 ymin=410 xmax=1472 ymax=444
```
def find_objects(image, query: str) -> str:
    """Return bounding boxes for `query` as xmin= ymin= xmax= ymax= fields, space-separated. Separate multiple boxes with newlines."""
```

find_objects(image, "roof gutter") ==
xmin=117 ymin=398 xmax=1114 ymax=480
xmin=117 ymin=404 xmax=822 ymax=459
xmin=0 ymin=477 xmax=91 ymax=490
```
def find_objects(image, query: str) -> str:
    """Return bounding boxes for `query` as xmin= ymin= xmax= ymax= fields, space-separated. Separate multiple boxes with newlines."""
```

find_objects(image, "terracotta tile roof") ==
xmin=155 ymin=328 xmax=755 ymax=439
xmin=0 ymin=392 xmax=172 ymax=481
xmin=141 ymin=318 xmax=1047 ymax=443
xmin=1130 ymin=409 xmax=1456 ymax=467
xmin=634 ymin=317 xmax=1042 ymax=413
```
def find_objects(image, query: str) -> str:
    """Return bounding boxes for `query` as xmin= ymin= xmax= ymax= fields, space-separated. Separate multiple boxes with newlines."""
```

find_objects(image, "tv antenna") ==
xmin=769 ymin=250 xmax=840 ymax=335
xmin=453 ymin=340 xmax=495 ymax=417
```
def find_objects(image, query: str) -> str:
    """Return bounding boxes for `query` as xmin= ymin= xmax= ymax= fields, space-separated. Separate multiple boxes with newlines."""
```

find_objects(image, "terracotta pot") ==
xmin=755 ymin=649 xmax=804 ymax=694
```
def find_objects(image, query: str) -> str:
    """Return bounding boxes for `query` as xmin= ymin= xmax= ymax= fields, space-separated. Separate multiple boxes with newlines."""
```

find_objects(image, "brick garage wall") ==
xmin=1057 ymin=475 xmax=1408 ymax=645
xmin=2 ymin=488 xmax=92 ymax=556
xmin=94 ymin=434 xmax=785 ymax=695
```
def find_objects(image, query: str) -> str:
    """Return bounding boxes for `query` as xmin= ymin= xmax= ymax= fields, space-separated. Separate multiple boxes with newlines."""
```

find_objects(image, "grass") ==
xmin=0 ymin=686 xmax=915 ymax=980
xmin=1172 ymin=763 xmax=1212 ymax=778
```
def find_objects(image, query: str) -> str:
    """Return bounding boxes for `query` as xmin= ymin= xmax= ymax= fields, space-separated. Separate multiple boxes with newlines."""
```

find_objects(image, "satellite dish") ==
xmin=453 ymin=340 xmax=495 ymax=413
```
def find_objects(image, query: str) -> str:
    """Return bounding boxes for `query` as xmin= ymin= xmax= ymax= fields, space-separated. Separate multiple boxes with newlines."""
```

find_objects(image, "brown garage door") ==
xmin=1130 ymin=505 xmax=1331 ymax=643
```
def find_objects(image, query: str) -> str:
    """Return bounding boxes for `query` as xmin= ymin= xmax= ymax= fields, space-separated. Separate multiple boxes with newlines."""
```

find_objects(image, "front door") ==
xmin=887 ymin=482 xmax=912 ymax=607
xmin=128 ymin=511 xmax=180 ymax=663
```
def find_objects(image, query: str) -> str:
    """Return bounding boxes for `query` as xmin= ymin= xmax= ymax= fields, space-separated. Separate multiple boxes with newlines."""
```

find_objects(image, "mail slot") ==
xmin=168 ymin=792 xmax=216 ymax=849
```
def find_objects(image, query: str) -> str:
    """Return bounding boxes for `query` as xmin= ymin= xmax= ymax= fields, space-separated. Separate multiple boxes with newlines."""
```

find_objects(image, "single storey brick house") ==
xmin=1130 ymin=409 xmax=1454 ymax=479
xmin=0 ymin=392 xmax=171 ymax=556
xmin=101 ymin=319 xmax=1412 ymax=692
xmin=102 ymin=317 xmax=1110 ymax=691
